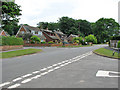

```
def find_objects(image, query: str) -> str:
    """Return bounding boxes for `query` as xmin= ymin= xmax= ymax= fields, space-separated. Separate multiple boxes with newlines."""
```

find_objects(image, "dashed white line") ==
xmin=52 ymin=64 xmax=58 ymax=67
xmin=8 ymin=84 xmax=21 ymax=89
xmin=31 ymin=75 xmax=41 ymax=79
xmin=21 ymin=79 xmax=32 ymax=84
xmin=0 ymin=82 xmax=11 ymax=87
xmin=12 ymin=78 xmax=22 ymax=82
xmin=47 ymin=69 xmax=54 ymax=72
xmin=22 ymin=74 xmax=32 ymax=78
xmin=32 ymin=71 xmax=40 ymax=74
xmin=40 ymin=68 xmax=47 ymax=71
xmin=41 ymin=72 xmax=48 ymax=76
xmin=47 ymin=66 xmax=53 ymax=69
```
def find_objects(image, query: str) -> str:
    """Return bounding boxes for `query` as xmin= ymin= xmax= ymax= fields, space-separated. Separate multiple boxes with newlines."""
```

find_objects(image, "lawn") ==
xmin=0 ymin=48 xmax=42 ymax=59
xmin=94 ymin=48 xmax=120 ymax=59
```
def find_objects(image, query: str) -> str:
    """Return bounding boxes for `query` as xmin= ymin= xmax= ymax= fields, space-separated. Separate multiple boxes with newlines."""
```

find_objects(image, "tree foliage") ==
xmin=1 ymin=2 xmax=22 ymax=35
xmin=85 ymin=35 xmax=97 ymax=44
xmin=30 ymin=35 xmax=40 ymax=44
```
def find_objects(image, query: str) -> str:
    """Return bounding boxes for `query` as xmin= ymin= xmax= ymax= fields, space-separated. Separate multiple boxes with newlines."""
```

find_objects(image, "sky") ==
xmin=15 ymin=0 xmax=120 ymax=26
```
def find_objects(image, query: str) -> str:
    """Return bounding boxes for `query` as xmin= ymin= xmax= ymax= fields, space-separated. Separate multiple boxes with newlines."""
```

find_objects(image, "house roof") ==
xmin=36 ymin=35 xmax=46 ymax=40
xmin=54 ymin=30 xmax=65 ymax=35
xmin=70 ymin=34 xmax=78 ymax=37
xmin=0 ymin=28 xmax=9 ymax=36
xmin=23 ymin=25 xmax=41 ymax=32
xmin=42 ymin=29 xmax=54 ymax=33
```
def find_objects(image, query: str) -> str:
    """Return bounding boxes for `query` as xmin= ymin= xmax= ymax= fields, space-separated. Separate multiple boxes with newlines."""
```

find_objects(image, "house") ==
xmin=42 ymin=28 xmax=59 ymax=43
xmin=67 ymin=34 xmax=79 ymax=43
xmin=54 ymin=30 xmax=68 ymax=43
xmin=0 ymin=28 xmax=9 ymax=36
xmin=16 ymin=25 xmax=46 ymax=42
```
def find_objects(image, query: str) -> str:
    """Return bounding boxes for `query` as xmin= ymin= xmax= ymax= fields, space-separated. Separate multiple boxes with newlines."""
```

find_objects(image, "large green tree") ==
xmin=1 ymin=2 xmax=22 ymax=35
xmin=93 ymin=18 xmax=119 ymax=43
xmin=58 ymin=16 xmax=76 ymax=35
xmin=76 ymin=19 xmax=92 ymax=36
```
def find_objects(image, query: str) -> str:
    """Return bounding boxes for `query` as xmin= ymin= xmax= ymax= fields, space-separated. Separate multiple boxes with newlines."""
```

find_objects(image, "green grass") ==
xmin=94 ymin=48 xmax=120 ymax=59
xmin=0 ymin=48 xmax=42 ymax=59
xmin=58 ymin=45 xmax=92 ymax=48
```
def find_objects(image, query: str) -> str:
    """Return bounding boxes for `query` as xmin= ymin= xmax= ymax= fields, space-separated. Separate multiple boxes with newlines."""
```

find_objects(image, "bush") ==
xmin=30 ymin=35 xmax=40 ymax=44
xmin=0 ymin=36 xmax=24 ymax=46
xmin=72 ymin=37 xmax=83 ymax=44
xmin=41 ymin=41 xmax=46 ymax=44
xmin=48 ymin=41 xmax=54 ymax=44
xmin=85 ymin=35 xmax=97 ymax=44
xmin=117 ymin=41 xmax=120 ymax=48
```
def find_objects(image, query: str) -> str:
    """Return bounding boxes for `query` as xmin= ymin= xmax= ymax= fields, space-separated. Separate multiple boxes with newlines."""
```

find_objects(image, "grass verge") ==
xmin=0 ymin=48 xmax=42 ymax=59
xmin=93 ymin=48 xmax=120 ymax=59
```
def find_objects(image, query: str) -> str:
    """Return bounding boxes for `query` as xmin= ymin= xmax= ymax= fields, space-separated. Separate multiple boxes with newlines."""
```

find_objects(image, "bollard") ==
xmin=112 ymin=50 xmax=115 ymax=56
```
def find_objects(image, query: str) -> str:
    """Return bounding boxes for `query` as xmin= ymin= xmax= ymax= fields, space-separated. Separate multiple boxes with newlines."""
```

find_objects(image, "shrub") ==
xmin=41 ymin=41 xmax=46 ymax=44
xmin=0 ymin=36 xmax=24 ymax=46
xmin=117 ymin=41 xmax=120 ymax=48
xmin=72 ymin=37 xmax=83 ymax=44
xmin=30 ymin=35 xmax=40 ymax=44
xmin=85 ymin=35 xmax=97 ymax=44
xmin=48 ymin=41 xmax=54 ymax=44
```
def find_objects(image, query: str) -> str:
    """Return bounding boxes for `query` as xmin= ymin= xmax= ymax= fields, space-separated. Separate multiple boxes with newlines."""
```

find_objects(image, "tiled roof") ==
xmin=23 ymin=25 xmax=41 ymax=32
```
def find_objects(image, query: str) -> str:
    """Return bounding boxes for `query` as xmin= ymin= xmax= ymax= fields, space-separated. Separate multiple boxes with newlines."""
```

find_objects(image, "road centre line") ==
xmin=8 ymin=84 xmax=21 ymax=89
xmin=0 ymin=51 xmax=92 ymax=88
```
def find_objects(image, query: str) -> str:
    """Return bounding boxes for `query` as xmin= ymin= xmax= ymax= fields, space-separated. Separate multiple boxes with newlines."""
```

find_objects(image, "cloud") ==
xmin=15 ymin=0 xmax=119 ymax=26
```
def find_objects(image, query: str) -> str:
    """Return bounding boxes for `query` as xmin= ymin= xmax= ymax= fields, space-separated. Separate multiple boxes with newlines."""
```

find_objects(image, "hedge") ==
xmin=0 ymin=36 xmax=24 ymax=46
xmin=117 ymin=41 xmax=120 ymax=48
xmin=110 ymin=36 xmax=120 ymax=40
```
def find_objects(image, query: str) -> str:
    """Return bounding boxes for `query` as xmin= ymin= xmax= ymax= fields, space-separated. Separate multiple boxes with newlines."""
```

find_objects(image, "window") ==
xmin=38 ymin=31 xmax=42 ymax=35
xmin=21 ymin=31 xmax=24 ymax=34
xmin=35 ymin=31 xmax=38 ymax=34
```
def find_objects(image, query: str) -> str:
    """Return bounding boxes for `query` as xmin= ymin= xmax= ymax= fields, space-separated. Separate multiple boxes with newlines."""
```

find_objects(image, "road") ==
xmin=1 ymin=45 xmax=119 ymax=89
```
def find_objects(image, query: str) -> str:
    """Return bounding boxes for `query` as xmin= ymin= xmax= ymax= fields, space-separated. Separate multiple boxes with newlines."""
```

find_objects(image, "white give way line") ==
xmin=0 ymin=51 xmax=93 ymax=89
xmin=96 ymin=70 xmax=120 ymax=77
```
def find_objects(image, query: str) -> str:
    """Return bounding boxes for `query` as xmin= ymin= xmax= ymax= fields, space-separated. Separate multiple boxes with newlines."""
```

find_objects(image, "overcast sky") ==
xmin=15 ymin=0 xmax=120 ymax=26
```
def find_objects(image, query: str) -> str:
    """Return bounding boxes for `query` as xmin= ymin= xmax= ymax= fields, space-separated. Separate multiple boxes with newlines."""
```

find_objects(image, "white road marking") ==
xmin=1 ymin=51 xmax=92 ymax=89
xmin=52 ymin=64 xmax=58 ymax=67
xmin=12 ymin=78 xmax=22 ymax=82
xmin=8 ymin=84 xmax=21 ymax=89
xmin=96 ymin=70 xmax=120 ymax=77
xmin=32 ymin=71 xmax=40 ymax=74
xmin=40 ymin=68 xmax=47 ymax=71
xmin=0 ymin=82 xmax=11 ymax=87
xmin=41 ymin=72 xmax=48 ymax=76
xmin=21 ymin=79 xmax=32 ymax=84
xmin=31 ymin=75 xmax=41 ymax=79
xmin=47 ymin=66 xmax=53 ymax=69
xmin=22 ymin=74 xmax=32 ymax=78
xmin=47 ymin=69 xmax=54 ymax=72
xmin=54 ymin=66 xmax=60 ymax=70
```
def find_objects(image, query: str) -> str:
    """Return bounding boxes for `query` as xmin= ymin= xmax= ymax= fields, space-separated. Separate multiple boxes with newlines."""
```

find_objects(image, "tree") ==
xmin=85 ymin=34 xmax=97 ymax=44
xmin=1 ymin=2 xmax=22 ymax=35
xmin=76 ymin=19 xmax=92 ymax=36
xmin=58 ymin=16 xmax=76 ymax=35
xmin=37 ymin=22 xmax=48 ymax=29
xmin=93 ymin=18 xmax=119 ymax=43
xmin=18 ymin=33 xmax=33 ymax=41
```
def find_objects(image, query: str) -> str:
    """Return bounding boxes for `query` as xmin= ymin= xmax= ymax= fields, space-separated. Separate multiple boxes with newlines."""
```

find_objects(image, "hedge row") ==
xmin=110 ymin=36 xmax=120 ymax=40
xmin=0 ymin=36 xmax=24 ymax=46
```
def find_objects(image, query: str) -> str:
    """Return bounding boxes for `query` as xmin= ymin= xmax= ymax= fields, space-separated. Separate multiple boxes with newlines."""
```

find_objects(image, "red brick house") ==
xmin=67 ymin=34 xmax=79 ymax=43
xmin=16 ymin=25 xmax=46 ymax=42
xmin=0 ymin=28 xmax=9 ymax=36
xmin=42 ymin=29 xmax=59 ymax=43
